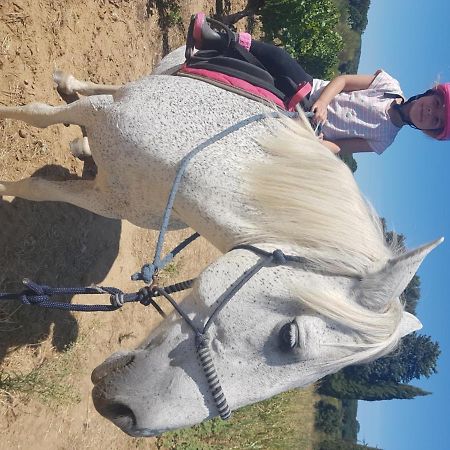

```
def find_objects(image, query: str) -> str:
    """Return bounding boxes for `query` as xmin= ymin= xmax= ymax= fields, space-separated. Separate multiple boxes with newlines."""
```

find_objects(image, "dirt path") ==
xmin=0 ymin=1 xmax=247 ymax=448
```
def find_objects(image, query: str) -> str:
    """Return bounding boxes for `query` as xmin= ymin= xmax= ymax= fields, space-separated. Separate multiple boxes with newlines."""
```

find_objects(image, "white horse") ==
xmin=0 ymin=47 xmax=443 ymax=436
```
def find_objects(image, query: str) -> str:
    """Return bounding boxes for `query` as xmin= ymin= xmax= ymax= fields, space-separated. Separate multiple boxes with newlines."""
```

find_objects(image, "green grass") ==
xmin=159 ymin=0 xmax=183 ymax=27
xmin=0 ymin=338 xmax=84 ymax=406
xmin=157 ymin=388 xmax=316 ymax=450
xmin=161 ymin=261 xmax=180 ymax=276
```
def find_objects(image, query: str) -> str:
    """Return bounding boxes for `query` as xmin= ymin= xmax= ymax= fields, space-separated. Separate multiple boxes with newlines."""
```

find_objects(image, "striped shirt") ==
xmin=305 ymin=70 xmax=404 ymax=154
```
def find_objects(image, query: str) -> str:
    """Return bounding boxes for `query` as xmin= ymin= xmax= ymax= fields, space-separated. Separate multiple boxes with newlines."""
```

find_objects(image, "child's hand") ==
xmin=311 ymin=100 xmax=328 ymax=125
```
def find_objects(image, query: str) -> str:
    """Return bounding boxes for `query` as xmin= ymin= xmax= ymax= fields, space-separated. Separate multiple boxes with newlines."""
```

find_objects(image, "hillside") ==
xmin=332 ymin=0 xmax=371 ymax=74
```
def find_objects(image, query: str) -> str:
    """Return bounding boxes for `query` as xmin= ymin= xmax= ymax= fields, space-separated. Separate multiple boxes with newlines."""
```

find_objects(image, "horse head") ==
xmin=91 ymin=235 xmax=441 ymax=436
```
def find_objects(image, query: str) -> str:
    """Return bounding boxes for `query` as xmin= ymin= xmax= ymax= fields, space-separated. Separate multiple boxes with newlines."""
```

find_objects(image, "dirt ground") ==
xmin=0 ymin=1 xmax=248 ymax=448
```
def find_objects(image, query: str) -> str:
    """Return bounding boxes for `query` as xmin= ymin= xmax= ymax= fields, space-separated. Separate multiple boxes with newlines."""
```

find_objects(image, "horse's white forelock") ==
xmin=240 ymin=111 xmax=405 ymax=370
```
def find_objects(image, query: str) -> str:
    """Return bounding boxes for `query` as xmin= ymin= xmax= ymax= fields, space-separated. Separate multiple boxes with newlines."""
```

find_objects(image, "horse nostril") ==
xmin=97 ymin=400 xmax=136 ymax=430
xmin=91 ymin=352 xmax=135 ymax=384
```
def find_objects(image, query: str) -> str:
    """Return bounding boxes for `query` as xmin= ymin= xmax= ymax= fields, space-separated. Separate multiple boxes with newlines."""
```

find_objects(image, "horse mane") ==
xmin=241 ymin=112 xmax=405 ymax=370
xmin=242 ymin=112 xmax=394 ymax=275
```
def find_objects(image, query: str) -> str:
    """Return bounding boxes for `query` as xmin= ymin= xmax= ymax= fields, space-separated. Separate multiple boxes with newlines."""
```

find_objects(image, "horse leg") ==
xmin=0 ymin=178 xmax=122 ymax=220
xmin=0 ymin=96 xmax=107 ymax=129
xmin=70 ymin=136 xmax=92 ymax=159
xmin=52 ymin=71 xmax=120 ymax=160
xmin=53 ymin=70 xmax=121 ymax=96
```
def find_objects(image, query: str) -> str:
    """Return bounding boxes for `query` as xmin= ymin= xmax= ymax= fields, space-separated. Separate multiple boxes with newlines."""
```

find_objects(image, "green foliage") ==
xmin=339 ymin=153 xmax=358 ymax=172
xmin=157 ymin=389 xmax=315 ymax=449
xmin=260 ymin=0 xmax=344 ymax=78
xmin=335 ymin=24 xmax=361 ymax=74
xmin=380 ymin=217 xmax=407 ymax=250
xmin=315 ymin=400 xmax=341 ymax=434
xmin=0 ymin=342 xmax=82 ymax=405
xmin=330 ymin=0 xmax=368 ymax=73
xmin=331 ymin=0 xmax=351 ymax=17
xmin=318 ymin=371 xmax=431 ymax=401
xmin=341 ymin=399 xmax=359 ymax=441
xmin=163 ymin=0 xmax=182 ymax=26
xmin=151 ymin=0 xmax=183 ymax=27
xmin=401 ymin=274 xmax=421 ymax=314
xmin=224 ymin=0 xmax=369 ymax=76
xmin=313 ymin=398 xmax=359 ymax=441
xmin=381 ymin=218 xmax=422 ymax=313
xmin=0 ymin=370 xmax=77 ymax=404
xmin=343 ymin=332 xmax=440 ymax=385
xmin=317 ymin=213 xmax=440 ymax=400
xmin=347 ymin=0 xmax=371 ymax=33
xmin=315 ymin=439 xmax=381 ymax=450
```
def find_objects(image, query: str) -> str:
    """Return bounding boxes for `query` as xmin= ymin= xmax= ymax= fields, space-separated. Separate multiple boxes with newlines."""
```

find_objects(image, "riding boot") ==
xmin=191 ymin=13 xmax=252 ymax=52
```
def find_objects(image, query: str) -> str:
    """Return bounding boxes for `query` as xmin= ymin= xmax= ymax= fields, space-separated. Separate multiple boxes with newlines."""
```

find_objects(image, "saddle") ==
xmin=177 ymin=17 xmax=311 ymax=112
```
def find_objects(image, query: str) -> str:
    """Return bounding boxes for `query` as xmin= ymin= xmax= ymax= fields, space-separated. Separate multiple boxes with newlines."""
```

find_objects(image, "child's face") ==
xmin=409 ymin=93 xmax=446 ymax=131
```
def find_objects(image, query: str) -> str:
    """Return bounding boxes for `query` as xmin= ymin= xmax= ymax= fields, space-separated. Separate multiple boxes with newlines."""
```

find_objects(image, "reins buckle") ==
xmin=149 ymin=271 xmax=160 ymax=292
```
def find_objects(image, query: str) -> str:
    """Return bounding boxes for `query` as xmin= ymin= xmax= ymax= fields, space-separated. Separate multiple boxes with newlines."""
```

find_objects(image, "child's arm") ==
xmin=321 ymin=138 xmax=374 ymax=155
xmin=312 ymin=72 xmax=381 ymax=124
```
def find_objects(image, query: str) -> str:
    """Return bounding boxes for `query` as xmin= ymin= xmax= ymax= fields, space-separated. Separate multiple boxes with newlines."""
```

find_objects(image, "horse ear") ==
xmin=399 ymin=311 xmax=422 ymax=337
xmin=358 ymin=237 xmax=444 ymax=311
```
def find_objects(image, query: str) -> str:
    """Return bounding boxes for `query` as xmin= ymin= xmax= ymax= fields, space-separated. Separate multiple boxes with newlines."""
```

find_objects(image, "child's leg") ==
xmin=248 ymin=41 xmax=313 ymax=96
xmin=189 ymin=14 xmax=312 ymax=100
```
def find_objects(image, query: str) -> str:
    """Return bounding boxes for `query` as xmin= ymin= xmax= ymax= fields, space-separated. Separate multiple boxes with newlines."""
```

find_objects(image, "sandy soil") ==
xmin=0 ymin=1 xmax=248 ymax=448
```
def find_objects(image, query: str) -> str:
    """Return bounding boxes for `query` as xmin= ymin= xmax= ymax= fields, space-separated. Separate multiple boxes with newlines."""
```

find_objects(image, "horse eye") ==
xmin=278 ymin=320 xmax=300 ymax=351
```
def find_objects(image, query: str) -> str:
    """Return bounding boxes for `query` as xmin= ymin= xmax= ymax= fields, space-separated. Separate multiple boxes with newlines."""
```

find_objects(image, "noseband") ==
xmin=149 ymin=246 xmax=307 ymax=419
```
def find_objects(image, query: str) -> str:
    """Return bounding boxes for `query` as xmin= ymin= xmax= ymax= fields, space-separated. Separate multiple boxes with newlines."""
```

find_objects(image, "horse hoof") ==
xmin=70 ymin=136 xmax=91 ymax=159
xmin=53 ymin=70 xmax=77 ymax=95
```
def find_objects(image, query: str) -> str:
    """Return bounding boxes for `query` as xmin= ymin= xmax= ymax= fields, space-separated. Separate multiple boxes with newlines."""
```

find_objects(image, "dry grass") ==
xmin=158 ymin=387 xmax=318 ymax=450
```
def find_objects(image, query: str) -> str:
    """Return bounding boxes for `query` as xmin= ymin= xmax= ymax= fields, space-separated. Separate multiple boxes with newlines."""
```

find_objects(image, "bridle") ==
xmin=148 ymin=246 xmax=303 ymax=419
xmin=148 ymin=244 xmax=360 ymax=420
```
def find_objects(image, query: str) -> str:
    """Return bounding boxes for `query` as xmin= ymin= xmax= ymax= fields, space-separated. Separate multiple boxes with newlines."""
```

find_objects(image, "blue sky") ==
xmin=355 ymin=1 xmax=450 ymax=449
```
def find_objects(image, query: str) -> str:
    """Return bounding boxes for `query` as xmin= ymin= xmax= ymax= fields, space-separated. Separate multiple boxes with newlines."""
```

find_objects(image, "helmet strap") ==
xmin=390 ymin=90 xmax=435 ymax=130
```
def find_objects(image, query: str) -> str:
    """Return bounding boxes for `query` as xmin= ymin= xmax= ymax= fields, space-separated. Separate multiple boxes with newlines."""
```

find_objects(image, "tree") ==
xmin=318 ymin=371 xmax=431 ymax=401
xmin=259 ymin=0 xmax=344 ymax=78
xmin=380 ymin=217 xmax=406 ymax=250
xmin=341 ymin=399 xmax=359 ymax=441
xmin=343 ymin=333 xmax=440 ymax=385
xmin=315 ymin=400 xmax=341 ymax=434
xmin=339 ymin=153 xmax=358 ymax=172
xmin=315 ymin=439 xmax=382 ymax=450
xmin=319 ymin=216 xmax=439 ymax=401
xmin=380 ymin=218 xmax=421 ymax=313
xmin=218 ymin=0 xmax=265 ymax=25
xmin=220 ymin=0 xmax=369 ymax=77
xmin=347 ymin=0 xmax=371 ymax=34
xmin=401 ymin=274 xmax=421 ymax=314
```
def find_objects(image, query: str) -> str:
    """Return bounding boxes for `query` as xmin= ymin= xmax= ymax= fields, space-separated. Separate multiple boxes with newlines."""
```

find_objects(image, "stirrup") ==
xmin=185 ymin=13 xmax=234 ymax=61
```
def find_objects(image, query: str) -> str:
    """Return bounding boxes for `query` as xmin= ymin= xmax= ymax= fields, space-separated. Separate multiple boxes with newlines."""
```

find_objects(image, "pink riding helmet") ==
xmin=435 ymin=83 xmax=450 ymax=140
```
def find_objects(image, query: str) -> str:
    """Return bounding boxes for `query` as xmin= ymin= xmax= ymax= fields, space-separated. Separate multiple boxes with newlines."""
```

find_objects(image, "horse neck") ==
xmin=174 ymin=165 xmax=260 ymax=252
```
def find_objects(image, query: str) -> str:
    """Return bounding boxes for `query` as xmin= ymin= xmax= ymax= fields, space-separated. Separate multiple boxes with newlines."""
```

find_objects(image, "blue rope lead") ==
xmin=132 ymin=232 xmax=200 ymax=282
xmin=0 ymin=278 xmax=195 ymax=313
